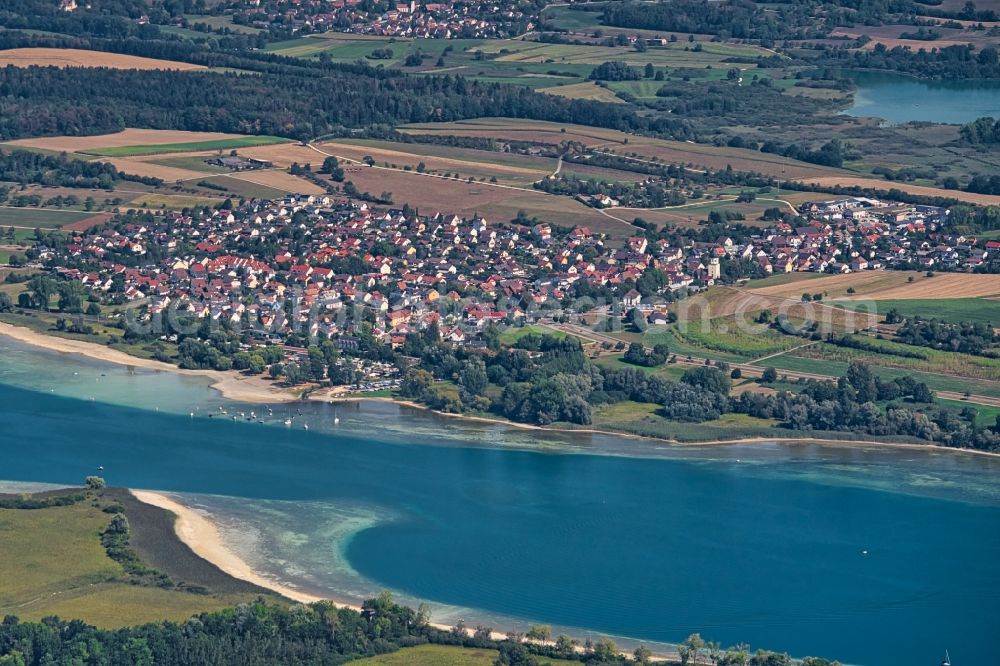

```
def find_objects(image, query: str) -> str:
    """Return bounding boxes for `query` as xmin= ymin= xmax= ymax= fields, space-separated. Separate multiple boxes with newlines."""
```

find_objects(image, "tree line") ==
xmin=0 ymin=599 xmax=841 ymax=666
xmin=0 ymin=149 xmax=162 ymax=189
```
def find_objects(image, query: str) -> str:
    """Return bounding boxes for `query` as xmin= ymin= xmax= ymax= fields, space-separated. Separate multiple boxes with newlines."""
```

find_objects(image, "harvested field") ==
xmin=102 ymin=157 xmax=206 ymax=183
xmin=401 ymin=118 xmax=632 ymax=147
xmin=331 ymin=164 xmax=634 ymax=235
xmin=0 ymin=207 xmax=93 ymax=228
xmin=799 ymin=176 xmax=1000 ymax=206
xmin=0 ymin=48 xmax=204 ymax=71
xmin=674 ymin=286 xmax=877 ymax=333
xmin=127 ymin=193 xmax=225 ymax=209
xmin=224 ymin=170 xmax=326 ymax=195
xmin=235 ymin=142 xmax=323 ymax=168
xmin=318 ymin=140 xmax=549 ymax=186
xmin=839 ymin=275 xmax=1000 ymax=301
xmin=401 ymin=118 xmax=851 ymax=180
xmin=750 ymin=271 xmax=1000 ymax=300
xmin=86 ymin=136 xmax=289 ymax=157
xmin=7 ymin=129 xmax=260 ymax=153
xmin=62 ymin=213 xmax=114 ymax=232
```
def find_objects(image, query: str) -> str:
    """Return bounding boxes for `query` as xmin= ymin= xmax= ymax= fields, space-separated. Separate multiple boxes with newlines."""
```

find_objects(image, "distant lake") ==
xmin=843 ymin=72 xmax=1000 ymax=124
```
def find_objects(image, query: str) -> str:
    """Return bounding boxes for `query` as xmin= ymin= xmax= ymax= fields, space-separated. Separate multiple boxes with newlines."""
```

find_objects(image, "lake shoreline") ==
xmin=3 ymin=320 xmax=998 ymax=460
xmin=128 ymin=489 xmax=550 ymax=644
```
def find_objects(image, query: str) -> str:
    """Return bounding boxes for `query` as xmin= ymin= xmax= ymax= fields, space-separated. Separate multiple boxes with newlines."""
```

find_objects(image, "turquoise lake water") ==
xmin=1 ymin=337 xmax=998 ymax=665
xmin=844 ymin=72 xmax=1000 ymax=124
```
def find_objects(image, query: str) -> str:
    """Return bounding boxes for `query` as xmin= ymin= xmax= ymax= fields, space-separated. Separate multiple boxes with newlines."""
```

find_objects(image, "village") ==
xmin=32 ymin=195 xmax=991 ymax=355
xmin=226 ymin=0 xmax=536 ymax=39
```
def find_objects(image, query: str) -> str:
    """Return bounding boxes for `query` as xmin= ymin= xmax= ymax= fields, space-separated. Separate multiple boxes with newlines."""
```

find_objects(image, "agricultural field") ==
xmin=832 ymin=298 xmax=1000 ymax=327
xmin=400 ymin=118 xmax=856 ymax=181
xmin=303 ymin=158 xmax=635 ymax=235
xmin=6 ymin=129 xmax=289 ymax=155
xmin=0 ymin=47 xmax=205 ymax=71
xmin=149 ymin=155 xmax=232 ymax=173
xmin=83 ymin=136 xmax=290 ymax=158
xmin=748 ymin=271 xmax=1000 ymax=301
xmin=541 ymin=81 xmax=625 ymax=103
xmin=102 ymin=156 xmax=208 ymax=183
xmin=789 ymin=336 xmax=1000 ymax=383
xmin=0 ymin=207 xmax=94 ymax=228
xmin=798 ymin=176 xmax=1000 ymax=206
xmin=318 ymin=140 xmax=552 ymax=186
xmin=756 ymin=350 xmax=1000 ymax=399
xmin=128 ymin=192 xmax=226 ymax=209
xmin=671 ymin=316 xmax=812 ymax=359
xmin=473 ymin=37 xmax=771 ymax=69
xmin=195 ymin=175 xmax=289 ymax=200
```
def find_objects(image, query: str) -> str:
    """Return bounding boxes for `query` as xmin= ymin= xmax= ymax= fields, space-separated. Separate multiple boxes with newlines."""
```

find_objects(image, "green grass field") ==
xmin=832 ymin=298 xmax=1000 ymax=326
xmin=0 ymin=207 xmax=93 ymax=228
xmin=83 ymin=136 xmax=290 ymax=157
xmin=591 ymin=401 xmax=780 ymax=442
xmin=195 ymin=175 xmax=289 ymax=200
xmin=150 ymin=155 xmax=231 ymax=173
xmin=498 ymin=325 xmax=569 ymax=345
xmin=0 ymin=492 xmax=261 ymax=627
xmin=347 ymin=645 xmax=501 ymax=666
xmin=937 ymin=399 xmax=1000 ymax=427
xmin=759 ymin=351 xmax=1000 ymax=398
xmin=347 ymin=644 xmax=583 ymax=666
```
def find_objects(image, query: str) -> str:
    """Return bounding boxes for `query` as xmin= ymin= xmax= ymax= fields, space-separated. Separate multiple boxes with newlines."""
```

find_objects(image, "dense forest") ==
xmin=600 ymin=0 xmax=817 ymax=42
xmin=600 ymin=0 xmax=998 ymax=45
xmin=799 ymin=43 xmax=1000 ymax=80
xmin=0 ymin=43 xmax=696 ymax=142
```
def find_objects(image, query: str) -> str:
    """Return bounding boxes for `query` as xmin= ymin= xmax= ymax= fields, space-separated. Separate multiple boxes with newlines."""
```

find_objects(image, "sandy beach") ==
xmin=130 ymin=489 xmax=337 ymax=606
xmin=0 ymin=322 xmax=300 ymax=404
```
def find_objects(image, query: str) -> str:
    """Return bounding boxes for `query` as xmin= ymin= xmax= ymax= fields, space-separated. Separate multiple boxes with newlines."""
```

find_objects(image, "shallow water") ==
xmin=1 ymin=337 xmax=997 ymax=665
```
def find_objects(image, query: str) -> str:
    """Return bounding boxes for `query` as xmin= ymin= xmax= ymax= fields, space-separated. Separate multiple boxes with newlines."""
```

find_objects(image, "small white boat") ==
xmin=284 ymin=418 xmax=292 ymax=426
xmin=334 ymin=417 xmax=340 ymax=425
xmin=942 ymin=650 xmax=951 ymax=666
xmin=303 ymin=423 xmax=309 ymax=430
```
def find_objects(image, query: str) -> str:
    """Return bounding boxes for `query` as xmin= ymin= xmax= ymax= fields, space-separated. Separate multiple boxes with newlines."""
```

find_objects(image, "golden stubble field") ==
xmin=750 ymin=272 xmax=1000 ymax=300
xmin=801 ymin=177 xmax=1000 ymax=206
xmin=0 ymin=48 xmax=205 ymax=71
xmin=402 ymin=118 xmax=850 ymax=180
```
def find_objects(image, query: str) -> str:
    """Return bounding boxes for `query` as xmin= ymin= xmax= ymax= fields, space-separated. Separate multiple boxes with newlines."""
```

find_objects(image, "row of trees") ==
xmin=0 ymin=149 xmax=162 ymax=189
